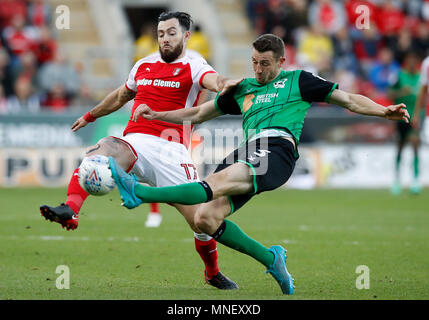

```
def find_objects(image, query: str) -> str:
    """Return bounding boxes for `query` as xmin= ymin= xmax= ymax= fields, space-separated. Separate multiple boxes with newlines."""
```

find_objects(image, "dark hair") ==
xmin=252 ymin=34 xmax=285 ymax=60
xmin=158 ymin=11 xmax=193 ymax=31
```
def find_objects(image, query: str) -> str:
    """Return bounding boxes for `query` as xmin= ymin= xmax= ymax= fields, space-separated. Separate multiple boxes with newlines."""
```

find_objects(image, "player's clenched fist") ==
xmin=132 ymin=104 xmax=157 ymax=122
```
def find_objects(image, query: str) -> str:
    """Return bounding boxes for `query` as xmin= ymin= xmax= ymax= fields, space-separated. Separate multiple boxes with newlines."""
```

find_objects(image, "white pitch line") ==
xmin=0 ymin=235 xmax=190 ymax=243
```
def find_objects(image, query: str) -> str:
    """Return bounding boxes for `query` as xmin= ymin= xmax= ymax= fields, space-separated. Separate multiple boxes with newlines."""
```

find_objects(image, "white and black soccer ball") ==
xmin=78 ymin=155 xmax=116 ymax=196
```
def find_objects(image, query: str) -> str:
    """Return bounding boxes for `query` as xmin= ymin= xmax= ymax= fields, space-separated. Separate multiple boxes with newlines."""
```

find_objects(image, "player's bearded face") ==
xmin=157 ymin=19 xmax=187 ymax=63
xmin=159 ymin=40 xmax=184 ymax=63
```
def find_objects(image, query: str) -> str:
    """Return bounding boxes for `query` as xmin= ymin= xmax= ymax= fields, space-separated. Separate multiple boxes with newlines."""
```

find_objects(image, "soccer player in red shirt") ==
xmin=40 ymin=12 xmax=238 ymax=290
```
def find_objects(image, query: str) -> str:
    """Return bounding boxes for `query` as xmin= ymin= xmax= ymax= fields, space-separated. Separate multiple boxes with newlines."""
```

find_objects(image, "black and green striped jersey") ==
xmin=214 ymin=69 xmax=338 ymax=145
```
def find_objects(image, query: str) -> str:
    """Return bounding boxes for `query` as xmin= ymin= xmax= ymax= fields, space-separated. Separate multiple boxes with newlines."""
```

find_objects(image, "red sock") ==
xmin=65 ymin=168 xmax=89 ymax=214
xmin=150 ymin=202 xmax=160 ymax=213
xmin=194 ymin=237 xmax=219 ymax=279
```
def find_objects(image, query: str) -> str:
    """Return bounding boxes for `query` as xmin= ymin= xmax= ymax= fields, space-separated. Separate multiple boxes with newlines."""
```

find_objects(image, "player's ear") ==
xmin=184 ymin=30 xmax=191 ymax=42
xmin=279 ymin=56 xmax=286 ymax=66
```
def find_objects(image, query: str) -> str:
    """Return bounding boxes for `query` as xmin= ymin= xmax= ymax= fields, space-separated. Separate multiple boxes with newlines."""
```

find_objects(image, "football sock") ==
xmin=150 ymin=202 xmax=160 ymax=213
xmin=65 ymin=168 xmax=89 ymax=214
xmin=212 ymin=220 xmax=275 ymax=268
xmin=194 ymin=233 xmax=219 ymax=279
xmin=134 ymin=181 xmax=213 ymax=204
xmin=395 ymin=153 xmax=401 ymax=179
xmin=413 ymin=154 xmax=419 ymax=178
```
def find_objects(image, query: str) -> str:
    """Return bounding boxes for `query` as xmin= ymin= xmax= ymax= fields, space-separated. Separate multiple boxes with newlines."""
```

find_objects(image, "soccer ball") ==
xmin=78 ymin=155 xmax=116 ymax=196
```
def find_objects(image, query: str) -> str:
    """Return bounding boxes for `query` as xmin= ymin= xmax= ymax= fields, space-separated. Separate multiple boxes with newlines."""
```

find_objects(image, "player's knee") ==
xmin=194 ymin=209 xmax=215 ymax=234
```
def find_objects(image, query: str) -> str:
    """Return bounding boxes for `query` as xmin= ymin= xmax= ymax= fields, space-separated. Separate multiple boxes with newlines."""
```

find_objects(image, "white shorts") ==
xmin=116 ymin=133 xmax=199 ymax=187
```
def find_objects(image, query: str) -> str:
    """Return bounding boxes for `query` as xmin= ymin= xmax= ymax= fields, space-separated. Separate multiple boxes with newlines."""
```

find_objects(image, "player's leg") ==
xmin=173 ymin=203 xmax=238 ymax=289
xmin=192 ymin=139 xmax=296 ymax=294
xmin=109 ymin=137 xmax=296 ymax=293
xmin=112 ymin=161 xmax=253 ymax=207
xmin=391 ymin=122 xmax=408 ymax=195
xmin=409 ymin=130 xmax=421 ymax=194
xmin=193 ymin=194 xmax=293 ymax=294
xmin=111 ymin=137 xmax=293 ymax=207
xmin=145 ymin=203 xmax=162 ymax=228
xmin=116 ymin=133 xmax=238 ymax=290
xmin=40 ymin=136 xmax=136 ymax=230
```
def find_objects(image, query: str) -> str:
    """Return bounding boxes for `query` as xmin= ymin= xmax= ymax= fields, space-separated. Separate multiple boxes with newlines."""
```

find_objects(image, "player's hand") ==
xmin=132 ymin=104 xmax=158 ymax=122
xmin=385 ymin=103 xmax=410 ymax=123
xmin=219 ymin=78 xmax=244 ymax=96
xmin=71 ymin=117 xmax=89 ymax=132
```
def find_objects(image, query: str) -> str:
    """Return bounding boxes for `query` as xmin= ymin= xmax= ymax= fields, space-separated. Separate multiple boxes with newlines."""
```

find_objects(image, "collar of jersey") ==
xmin=249 ymin=70 xmax=286 ymax=87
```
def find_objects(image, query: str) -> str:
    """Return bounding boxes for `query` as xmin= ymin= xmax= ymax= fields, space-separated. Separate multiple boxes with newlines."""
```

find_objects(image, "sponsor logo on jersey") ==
xmin=136 ymin=78 xmax=181 ymax=88
xmin=173 ymin=68 xmax=181 ymax=76
xmin=273 ymin=78 xmax=287 ymax=89
xmin=255 ymin=93 xmax=278 ymax=104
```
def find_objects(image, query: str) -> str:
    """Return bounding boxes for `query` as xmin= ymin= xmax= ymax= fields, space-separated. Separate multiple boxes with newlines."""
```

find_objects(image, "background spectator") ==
xmin=0 ymin=0 xmax=27 ymax=29
xmin=37 ymin=50 xmax=80 ymax=98
xmin=42 ymin=83 xmax=68 ymax=112
xmin=308 ymin=0 xmax=346 ymax=35
xmin=27 ymin=0 xmax=52 ymax=27
xmin=6 ymin=76 xmax=40 ymax=113
xmin=2 ymin=14 xmax=37 ymax=63
xmin=296 ymin=24 xmax=333 ymax=73
xmin=33 ymin=25 xmax=57 ymax=66
xmin=369 ymin=47 xmax=400 ymax=92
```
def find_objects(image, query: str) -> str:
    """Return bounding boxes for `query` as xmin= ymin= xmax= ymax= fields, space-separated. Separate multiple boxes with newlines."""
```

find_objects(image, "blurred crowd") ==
xmin=246 ymin=0 xmax=429 ymax=106
xmin=133 ymin=22 xmax=212 ymax=63
xmin=0 ymin=0 xmax=95 ymax=114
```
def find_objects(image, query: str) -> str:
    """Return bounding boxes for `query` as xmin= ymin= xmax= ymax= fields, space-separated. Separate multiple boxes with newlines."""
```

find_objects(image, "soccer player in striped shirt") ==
xmin=109 ymin=34 xmax=410 ymax=294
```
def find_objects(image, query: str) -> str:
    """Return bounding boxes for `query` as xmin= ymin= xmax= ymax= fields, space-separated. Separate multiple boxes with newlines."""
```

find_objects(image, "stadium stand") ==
xmin=245 ymin=0 xmax=429 ymax=108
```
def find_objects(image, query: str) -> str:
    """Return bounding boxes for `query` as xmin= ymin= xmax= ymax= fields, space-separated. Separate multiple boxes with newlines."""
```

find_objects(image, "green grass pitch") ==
xmin=1 ymin=187 xmax=428 ymax=300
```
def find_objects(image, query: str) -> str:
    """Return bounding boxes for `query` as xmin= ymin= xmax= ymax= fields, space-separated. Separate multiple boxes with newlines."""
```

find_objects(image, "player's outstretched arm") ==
xmin=71 ymin=85 xmax=136 ymax=132
xmin=132 ymin=99 xmax=222 ymax=125
xmin=327 ymin=89 xmax=410 ymax=123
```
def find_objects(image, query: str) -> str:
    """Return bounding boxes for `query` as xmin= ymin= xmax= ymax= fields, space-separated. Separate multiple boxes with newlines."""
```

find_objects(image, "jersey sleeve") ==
xmin=125 ymin=61 xmax=139 ymax=92
xmin=420 ymin=56 xmax=429 ymax=87
xmin=190 ymin=57 xmax=216 ymax=90
xmin=299 ymin=70 xmax=339 ymax=103
xmin=214 ymin=86 xmax=242 ymax=115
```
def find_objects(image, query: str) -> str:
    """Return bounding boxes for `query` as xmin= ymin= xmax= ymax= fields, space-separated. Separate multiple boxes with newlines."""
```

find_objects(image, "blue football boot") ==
xmin=108 ymin=156 xmax=143 ymax=209
xmin=266 ymin=245 xmax=295 ymax=295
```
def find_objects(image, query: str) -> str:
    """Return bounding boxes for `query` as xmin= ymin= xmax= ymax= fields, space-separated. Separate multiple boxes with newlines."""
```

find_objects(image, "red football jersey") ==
xmin=124 ymin=50 xmax=215 ymax=148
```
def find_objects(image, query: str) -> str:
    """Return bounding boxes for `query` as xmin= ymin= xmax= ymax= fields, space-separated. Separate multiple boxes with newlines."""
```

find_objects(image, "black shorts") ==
xmin=214 ymin=136 xmax=296 ymax=214
xmin=396 ymin=121 xmax=412 ymax=141
xmin=396 ymin=120 xmax=422 ymax=141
